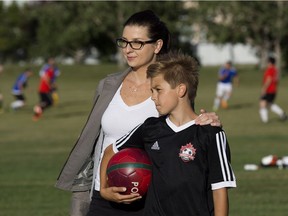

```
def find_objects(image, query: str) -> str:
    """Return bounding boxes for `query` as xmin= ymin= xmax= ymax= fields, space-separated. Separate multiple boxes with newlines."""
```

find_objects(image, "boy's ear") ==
xmin=178 ymin=84 xmax=187 ymax=98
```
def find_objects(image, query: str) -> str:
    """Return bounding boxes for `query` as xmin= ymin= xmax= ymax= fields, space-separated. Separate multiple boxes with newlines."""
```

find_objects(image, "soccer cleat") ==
xmin=52 ymin=92 xmax=59 ymax=106
xmin=221 ymin=100 xmax=228 ymax=109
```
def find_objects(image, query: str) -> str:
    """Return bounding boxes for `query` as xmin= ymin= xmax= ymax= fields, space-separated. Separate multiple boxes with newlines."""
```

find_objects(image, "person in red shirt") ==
xmin=33 ymin=64 xmax=56 ymax=121
xmin=259 ymin=57 xmax=287 ymax=123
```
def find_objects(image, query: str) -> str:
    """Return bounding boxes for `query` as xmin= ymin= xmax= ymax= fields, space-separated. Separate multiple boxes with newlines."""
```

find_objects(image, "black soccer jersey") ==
xmin=114 ymin=115 xmax=236 ymax=216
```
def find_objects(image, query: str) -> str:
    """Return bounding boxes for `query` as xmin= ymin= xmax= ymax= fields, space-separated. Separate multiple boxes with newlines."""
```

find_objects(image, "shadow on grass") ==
xmin=55 ymin=100 xmax=90 ymax=108
xmin=227 ymin=102 xmax=254 ymax=110
xmin=52 ymin=111 xmax=88 ymax=118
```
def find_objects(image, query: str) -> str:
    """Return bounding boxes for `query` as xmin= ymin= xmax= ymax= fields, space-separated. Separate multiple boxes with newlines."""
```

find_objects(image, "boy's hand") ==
xmin=195 ymin=109 xmax=222 ymax=127
xmin=100 ymin=186 xmax=142 ymax=204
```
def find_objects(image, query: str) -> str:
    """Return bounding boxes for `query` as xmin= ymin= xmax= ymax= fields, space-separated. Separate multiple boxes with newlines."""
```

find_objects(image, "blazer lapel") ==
xmin=95 ymin=68 xmax=130 ymax=117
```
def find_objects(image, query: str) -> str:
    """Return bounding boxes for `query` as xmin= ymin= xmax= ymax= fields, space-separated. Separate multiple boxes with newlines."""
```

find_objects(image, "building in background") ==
xmin=197 ymin=43 xmax=258 ymax=66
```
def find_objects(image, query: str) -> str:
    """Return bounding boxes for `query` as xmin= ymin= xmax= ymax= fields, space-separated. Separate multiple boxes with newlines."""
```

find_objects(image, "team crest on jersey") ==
xmin=179 ymin=143 xmax=196 ymax=162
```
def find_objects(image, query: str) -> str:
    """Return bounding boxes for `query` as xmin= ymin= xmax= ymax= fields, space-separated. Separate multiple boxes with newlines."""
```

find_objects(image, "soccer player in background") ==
xmin=39 ymin=57 xmax=60 ymax=105
xmin=213 ymin=61 xmax=239 ymax=111
xmin=259 ymin=57 xmax=287 ymax=123
xmin=100 ymin=51 xmax=236 ymax=216
xmin=33 ymin=61 xmax=58 ymax=121
xmin=10 ymin=69 xmax=33 ymax=110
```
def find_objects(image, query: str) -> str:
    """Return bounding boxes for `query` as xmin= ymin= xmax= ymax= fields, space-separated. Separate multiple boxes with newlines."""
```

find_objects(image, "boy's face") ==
xmin=151 ymin=74 xmax=179 ymax=116
xmin=225 ymin=63 xmax=231 ymax=69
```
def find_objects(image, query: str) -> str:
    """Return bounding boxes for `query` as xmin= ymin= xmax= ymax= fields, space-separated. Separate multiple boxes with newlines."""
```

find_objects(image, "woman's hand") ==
xmin=195 ymin=109 xmax=222 ymax=127
xmin=100 ymin=186 xmax=142 ymax=204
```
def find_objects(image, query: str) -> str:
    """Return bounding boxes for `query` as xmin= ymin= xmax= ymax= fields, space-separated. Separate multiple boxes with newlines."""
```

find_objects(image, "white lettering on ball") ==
xmin=131 ymin=182 xmax=139 ymax=193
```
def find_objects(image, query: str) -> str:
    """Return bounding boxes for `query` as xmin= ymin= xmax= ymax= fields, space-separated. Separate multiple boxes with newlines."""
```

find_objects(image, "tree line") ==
xmin=1 ymin=1 xmax=288 ymax=72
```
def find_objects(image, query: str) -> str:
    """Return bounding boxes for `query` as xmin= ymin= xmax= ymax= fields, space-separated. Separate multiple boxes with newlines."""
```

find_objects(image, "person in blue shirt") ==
xmin=39 ymin=57 xmax=60 ymax=80
xmin=213 ymin=61 xmax=239 ymax=111
xmin=11 ymin=69 xmax=33 ymax=110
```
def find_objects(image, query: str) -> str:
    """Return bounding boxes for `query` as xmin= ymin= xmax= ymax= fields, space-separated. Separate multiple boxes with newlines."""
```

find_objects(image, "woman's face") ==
xmin=121 ymin=25 xmax=162 ymax=71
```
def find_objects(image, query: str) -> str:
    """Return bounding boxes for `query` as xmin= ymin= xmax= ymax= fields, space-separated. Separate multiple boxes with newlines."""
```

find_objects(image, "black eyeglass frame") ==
xmin=116 ymin=38 xmax=157 ymax=50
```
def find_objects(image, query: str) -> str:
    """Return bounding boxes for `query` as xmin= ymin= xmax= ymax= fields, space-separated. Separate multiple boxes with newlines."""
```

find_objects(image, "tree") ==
xmin=0 ymin=1 xmax=31 ymax=62
xmin=0 ymin=1 xmax=197 ymax=64
xmin=190 ymin=1 xmax=288 ymax=73
xmin=22 ymin=1 xmax=186 ymax=63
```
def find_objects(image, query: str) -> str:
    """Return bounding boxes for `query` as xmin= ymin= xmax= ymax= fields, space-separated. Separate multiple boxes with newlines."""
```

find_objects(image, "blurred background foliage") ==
xmin=0 ymin=1 xmax=288 ymax=72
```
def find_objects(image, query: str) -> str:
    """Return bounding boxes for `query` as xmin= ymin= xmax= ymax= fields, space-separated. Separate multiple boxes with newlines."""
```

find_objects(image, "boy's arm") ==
xmin=261 ymin=76 xmax=272 ymax=96
xmin=213 ymin=188 xmax=228 ymax=216
xmin=209 ymin=129 xmax=236 ymax=216
xmin=99 ymin=145 xmax=116 ymax=194
xmin=99 ymin=144 xmax=141 ymax=203
xmin=218 ymin=69 xmax=228 ymax=81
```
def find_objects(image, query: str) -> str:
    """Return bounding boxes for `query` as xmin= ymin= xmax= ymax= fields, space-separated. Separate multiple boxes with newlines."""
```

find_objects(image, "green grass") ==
xmin=0 ymin=63 xmax=288 ymax=216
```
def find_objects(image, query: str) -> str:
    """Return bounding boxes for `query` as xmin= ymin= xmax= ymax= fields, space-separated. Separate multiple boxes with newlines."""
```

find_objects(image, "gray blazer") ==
xmin=55 ymin=68 xmax=130 ymax=192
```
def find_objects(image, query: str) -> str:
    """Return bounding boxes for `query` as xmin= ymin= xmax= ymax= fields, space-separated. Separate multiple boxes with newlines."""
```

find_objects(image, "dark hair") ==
xmin=147 ymin=51 xmax=199 ymax=103
xmin=226 ymin=61 xmax=232 ymax=66
xmin=124 ymin=10 xmax=170 ymax=54
xmin=268 ymin=56 xmax=276 ymax=64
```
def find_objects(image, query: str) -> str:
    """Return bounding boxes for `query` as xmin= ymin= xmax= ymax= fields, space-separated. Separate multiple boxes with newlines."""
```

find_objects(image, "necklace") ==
xmin=129 ymin=86 xmax=137 ymax=92
xmin=126 ymin=73 xmax=150 ymax=93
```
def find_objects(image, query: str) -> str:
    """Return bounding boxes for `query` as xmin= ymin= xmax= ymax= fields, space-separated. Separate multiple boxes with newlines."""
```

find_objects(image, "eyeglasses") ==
xmin=116 ymin=38 xmax=157 ymax=50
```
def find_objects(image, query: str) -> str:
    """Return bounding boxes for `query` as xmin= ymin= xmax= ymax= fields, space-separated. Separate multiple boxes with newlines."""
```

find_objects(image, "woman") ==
xmin=56 ymin=10 xmax=220 ymax=216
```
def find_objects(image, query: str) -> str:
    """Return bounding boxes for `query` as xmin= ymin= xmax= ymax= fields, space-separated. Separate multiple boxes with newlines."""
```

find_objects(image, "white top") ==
xmin=94 ymin=84 xmax=158 ymax=190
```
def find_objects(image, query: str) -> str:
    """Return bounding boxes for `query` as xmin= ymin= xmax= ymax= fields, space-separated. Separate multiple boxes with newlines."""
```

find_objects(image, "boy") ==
xmin=100 ymin=52 xmax=236 ymax=216
xmin=213 ymin=61 xmax=238 ymax=111
xmin=259 ymin=57 xmax=287 ymax=123
xmin=11 ymin=69 xmax=33 ymax=110
xmin=39 ymin=57 xmax=60 ymax=105
xmin=33 ymin=60 xmax=58 ymax=121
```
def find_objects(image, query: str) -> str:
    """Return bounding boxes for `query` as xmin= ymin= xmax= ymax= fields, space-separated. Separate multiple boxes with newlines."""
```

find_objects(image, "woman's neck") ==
xmin=129 ymin=68 xmax=149 ymax=85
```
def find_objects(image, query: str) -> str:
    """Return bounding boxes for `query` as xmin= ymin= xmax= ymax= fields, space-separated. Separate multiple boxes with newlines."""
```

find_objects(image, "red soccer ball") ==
xmin=107 ymin=148 xmax=152 ymax=196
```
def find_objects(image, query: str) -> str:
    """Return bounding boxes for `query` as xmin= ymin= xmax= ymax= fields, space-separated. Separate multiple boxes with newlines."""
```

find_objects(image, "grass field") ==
xmin=0 ymin=63 xmax=287 ymax=216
